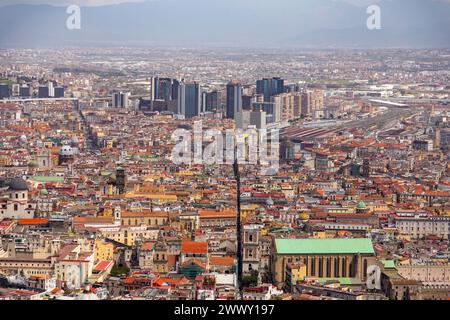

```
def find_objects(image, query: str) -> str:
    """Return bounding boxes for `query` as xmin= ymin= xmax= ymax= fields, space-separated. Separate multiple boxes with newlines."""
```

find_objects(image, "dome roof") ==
xmin=357 ymin=201 xmax=366 ymax=210
xmin=9 ymin=178 xmax=28 ymax=191
xmin=299 ymin=213 xmax=310 ymax=220
xmin=60 ymin=145 xmax=74 ymax=156
xmin=40 ymin=188 xmax=48 ymax=195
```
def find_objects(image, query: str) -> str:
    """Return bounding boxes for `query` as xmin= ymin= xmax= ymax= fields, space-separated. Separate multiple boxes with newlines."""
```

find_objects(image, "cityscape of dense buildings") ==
xmin=0 ymin=47 xmax=449 ymax=301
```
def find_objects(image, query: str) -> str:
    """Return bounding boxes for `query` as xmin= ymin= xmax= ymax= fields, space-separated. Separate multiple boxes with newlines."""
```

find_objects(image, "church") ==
xmin=0 ymin=177 xmax=36 ymax=219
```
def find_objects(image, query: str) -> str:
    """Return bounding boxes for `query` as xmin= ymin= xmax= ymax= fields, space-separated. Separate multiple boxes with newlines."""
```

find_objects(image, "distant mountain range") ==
xmin=0 ymin=0 xmax=449 ymax=48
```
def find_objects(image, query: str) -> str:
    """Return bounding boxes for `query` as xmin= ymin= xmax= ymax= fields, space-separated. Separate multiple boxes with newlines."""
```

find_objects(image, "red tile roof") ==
xmin=18 ymin=218 xmax=49 ymax=225
xmin=210 ymin=256 xmax=235 ymax=266
xmin=181 ymin=240 xmax=208 ymax=254
xmin=94 ymin=260 xmax=113 ymax=271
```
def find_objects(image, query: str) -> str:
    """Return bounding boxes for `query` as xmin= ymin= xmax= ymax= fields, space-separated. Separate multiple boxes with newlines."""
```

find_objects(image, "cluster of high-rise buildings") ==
xmin=131 ymin=76 xmax=324 ymax=129
xmin=0 ymin=81 xmax=65 ymax=99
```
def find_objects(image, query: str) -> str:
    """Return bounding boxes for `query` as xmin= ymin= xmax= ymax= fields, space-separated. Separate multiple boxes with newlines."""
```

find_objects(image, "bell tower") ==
xmin=37 ymin=149 xmax=52 ymax=169
xmin=242 ymin=224 xmax=261 ymax=276
xmin=114 ymin=206 xmax=121 ymax=225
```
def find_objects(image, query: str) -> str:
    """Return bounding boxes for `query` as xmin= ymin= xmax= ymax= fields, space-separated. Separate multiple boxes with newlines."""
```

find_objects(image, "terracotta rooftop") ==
xmin=181 ymin=240 xmax=208 ymax=254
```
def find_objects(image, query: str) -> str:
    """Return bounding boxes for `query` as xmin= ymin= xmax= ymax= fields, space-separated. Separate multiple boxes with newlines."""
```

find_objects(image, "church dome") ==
xmin=9 ymin=177 xmax=28 ymax=191
xmin=357 ymin=201 xmax=366 ymax=210
xmin=60 ymin=145 xmax=74 ymax=156
xmin=20 ymin=135 xmax=28 ymax=143
xmin=299 ymin=213 xmax=310 ymax=220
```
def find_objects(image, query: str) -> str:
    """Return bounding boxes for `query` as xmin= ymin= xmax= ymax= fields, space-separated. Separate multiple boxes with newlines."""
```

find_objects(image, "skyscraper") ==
xmin=112 ymin=91 xmax=130 ymax=108
xmin=47 ymin=81 xmax=55 ymax=97
xmin=202 ymin=90 xmax=219 ymax=112
xmin=150 ymin=77 xmax=180 ymax=112
xmin=54 ymin=86 xmax=65 ymax=98
xmin=0 ymin=83 xmax=10 ymax=99
xmin=38 ymin=85 xmax=49 ymax=98
xmin=150 ymin=76 xmax=159 ymax=101
xmin=273 ymin=92 xmax=302 ymax=122
xmin=301 ymin=90 xmax=324 ymax=117
xmin=151 ymin=77 xmax=179 ymax=102
xmin=256 ymin=77 xmax=285 ymax=102
xmin=253 ymin=101 xmax=279 ymax=124
xmin=226 ymin=81 xmax=242 ymax=120
xmin=19 ymin=85 xmax=31 ymax=97
xmin=178 ymin=82 xmax=201 ymax=118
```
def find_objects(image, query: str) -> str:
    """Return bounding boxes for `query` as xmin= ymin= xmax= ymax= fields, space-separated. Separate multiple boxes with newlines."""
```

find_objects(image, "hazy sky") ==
xmin=0 ymin=0 xmax=449 ymax=48
xmin=0 ymin=0 xmax=449 ymax=7
xmin=0 ymin=0 xmax=448 ymax=6
xmin=0 ymin=0 xmax=148 ymax=6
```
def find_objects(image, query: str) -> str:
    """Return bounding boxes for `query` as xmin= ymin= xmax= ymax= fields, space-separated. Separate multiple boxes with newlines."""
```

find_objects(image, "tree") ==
xmin=110 ymin=265 xmax=130 ymax=277
xmin=242 ymin=271 xmax=259 ymax=288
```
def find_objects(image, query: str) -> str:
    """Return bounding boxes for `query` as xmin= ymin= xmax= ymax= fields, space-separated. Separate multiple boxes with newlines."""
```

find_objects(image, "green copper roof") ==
xmin=275 ymin=238 xmax=375 ymax=255
xmin=271 ymin=227 xmax=293 ymax=233
xmin=357 ymin=201 xmax=366 ymax=209
xmin=316 ymin=278 xmax=360 ymax=285
xmin=30 ymin=176 xmax=64 ymax=183
xmin=381 ymin=260 xmax=396 ymax=269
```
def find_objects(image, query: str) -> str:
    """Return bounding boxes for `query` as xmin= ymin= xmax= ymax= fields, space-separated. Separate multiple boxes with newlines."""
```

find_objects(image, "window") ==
xmin=318 ymin=258 xmax=323 ymax=277
xmin=326 ymin=258 xmax=331 ymax=277
xmin=342 ymin=258 xmax=347 ymax=277
xmin=14 ymin=204 xmax=18 ymax=211
xmin=334 ymin=258 xmax=339 ymax=277
xmin=363 ymin=259 xmax=368 ymax=278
